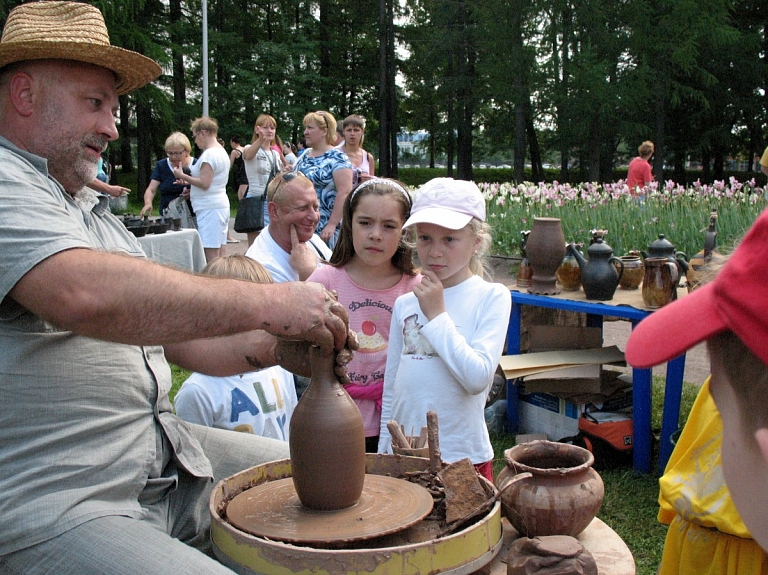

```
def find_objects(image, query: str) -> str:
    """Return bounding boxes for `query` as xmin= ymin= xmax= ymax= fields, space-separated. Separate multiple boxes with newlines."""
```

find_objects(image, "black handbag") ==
xmin=234 ymin=194 xmax=264 ymax=233
xmin=233 ymin=150 xmax=277 ymax=233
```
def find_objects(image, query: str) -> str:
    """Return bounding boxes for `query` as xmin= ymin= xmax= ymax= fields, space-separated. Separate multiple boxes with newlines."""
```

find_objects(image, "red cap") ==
xmin=626 ymin=208 xmax=768 ymax=369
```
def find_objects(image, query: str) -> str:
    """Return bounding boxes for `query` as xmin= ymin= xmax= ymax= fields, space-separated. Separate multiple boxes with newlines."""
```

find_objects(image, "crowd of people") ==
xmin=4 ymin=3 xmax=768 ymax=575
xmin=140 ymin=109 xmax=375 ymax=260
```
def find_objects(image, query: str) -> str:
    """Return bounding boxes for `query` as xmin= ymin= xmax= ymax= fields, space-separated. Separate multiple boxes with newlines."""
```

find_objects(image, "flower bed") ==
xmin=481 ymin=178 xmax=767 ymax=259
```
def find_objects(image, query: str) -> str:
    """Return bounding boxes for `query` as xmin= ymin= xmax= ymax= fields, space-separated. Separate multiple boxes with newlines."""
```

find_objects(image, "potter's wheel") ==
xmin=226 ymin=474 xmax=433 ymax=544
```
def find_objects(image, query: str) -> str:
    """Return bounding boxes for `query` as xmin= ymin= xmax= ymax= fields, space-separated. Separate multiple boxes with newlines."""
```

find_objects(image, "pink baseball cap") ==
xmin=626 ymin=207 xmax=768 ymax=369
xmin=403 ymin=178 xmax=486 ymax=230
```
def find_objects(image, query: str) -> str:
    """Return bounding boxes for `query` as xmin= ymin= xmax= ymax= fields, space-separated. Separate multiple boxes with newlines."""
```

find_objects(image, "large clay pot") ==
xmin=289 ymin=346 xmax=366 ymax=510
xmin=525 ymin=218 xmax=566 ymax=295
xmin=495 ymin=440 xmax=604 ymax=537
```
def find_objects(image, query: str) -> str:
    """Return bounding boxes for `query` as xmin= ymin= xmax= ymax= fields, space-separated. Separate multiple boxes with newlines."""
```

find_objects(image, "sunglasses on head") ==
xmin=269 ymin=171 xmax=300 ymax=201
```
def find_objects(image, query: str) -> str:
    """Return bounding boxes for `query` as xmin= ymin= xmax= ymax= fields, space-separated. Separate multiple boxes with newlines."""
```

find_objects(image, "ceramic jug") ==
xmin=567 ymin=238 xmax=623 ymax=300
xmin=526 ymin=218 xmax=565 ymax=295
xmin=495 ymin=440 xmax=604 ymax=537
xmin=289 ymin=346 xmax=366 ymax=510
xmin=642 ymin=257 xmax=679 ymax=308
xmin=640 ymin=234 xmax=689 ymax=283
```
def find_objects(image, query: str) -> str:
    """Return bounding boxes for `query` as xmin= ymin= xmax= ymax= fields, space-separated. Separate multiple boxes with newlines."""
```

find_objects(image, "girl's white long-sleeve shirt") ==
xmin=378 ymin=275 xmax=511 ymax=463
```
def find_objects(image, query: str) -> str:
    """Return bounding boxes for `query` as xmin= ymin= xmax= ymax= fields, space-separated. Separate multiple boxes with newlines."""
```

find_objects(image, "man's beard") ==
xmin=38 ymin=99 xmax=103 ymax=192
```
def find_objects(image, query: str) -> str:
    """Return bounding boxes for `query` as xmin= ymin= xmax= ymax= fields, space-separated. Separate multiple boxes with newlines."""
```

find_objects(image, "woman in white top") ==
xmin=337 ymin=114 xmax=375 ymax=186
xmin=173 ymin=116 xmax=231 ymax=262
xmin=242 ymin=114 xmax=282 ymax=246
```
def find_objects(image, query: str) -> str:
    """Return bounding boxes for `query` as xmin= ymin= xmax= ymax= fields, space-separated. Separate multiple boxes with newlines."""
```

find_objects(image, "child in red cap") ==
xmin=627 ymin=207 xmax=768 ymax=553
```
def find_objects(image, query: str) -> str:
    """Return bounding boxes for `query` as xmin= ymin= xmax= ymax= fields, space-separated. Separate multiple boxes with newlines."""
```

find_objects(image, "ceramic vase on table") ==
xmin=289 ymin=346 xmax=366 ymax=510
xmin=526 ymin=218 xmax=566 ymax=295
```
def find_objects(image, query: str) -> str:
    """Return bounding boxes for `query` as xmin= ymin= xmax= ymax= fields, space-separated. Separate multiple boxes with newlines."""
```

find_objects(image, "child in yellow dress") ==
xmin=657 ymin=378 xmax=768 ymax=574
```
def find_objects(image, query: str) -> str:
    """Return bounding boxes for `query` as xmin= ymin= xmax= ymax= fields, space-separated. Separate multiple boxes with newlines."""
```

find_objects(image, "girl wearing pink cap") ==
xmin=378 ymin=178 xmax=511 ymax=481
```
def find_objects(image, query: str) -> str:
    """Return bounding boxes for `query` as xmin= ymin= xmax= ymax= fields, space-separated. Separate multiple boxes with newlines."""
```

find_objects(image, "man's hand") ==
xmin=274 ymin=332 xmax=358 ymax=384
xmin=288 ymin=225 xmax=320 ymax=280
xmin=264 ymin=283 xmax=351 ymax=353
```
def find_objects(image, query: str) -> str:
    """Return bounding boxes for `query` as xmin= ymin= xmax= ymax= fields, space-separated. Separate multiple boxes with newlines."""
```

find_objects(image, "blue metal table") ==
xmin=505 ymin=289 xmax=686 ymax=474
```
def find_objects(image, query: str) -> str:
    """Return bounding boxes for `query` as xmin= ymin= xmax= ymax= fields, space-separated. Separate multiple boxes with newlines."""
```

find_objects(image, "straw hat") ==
xmin=0 ymin=1 xmax=161 ymax=95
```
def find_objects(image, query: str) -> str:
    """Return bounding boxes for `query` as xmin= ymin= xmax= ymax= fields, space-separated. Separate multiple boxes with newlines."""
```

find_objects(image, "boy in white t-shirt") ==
xmin=174 ymin=255 xmax=298 ymax=440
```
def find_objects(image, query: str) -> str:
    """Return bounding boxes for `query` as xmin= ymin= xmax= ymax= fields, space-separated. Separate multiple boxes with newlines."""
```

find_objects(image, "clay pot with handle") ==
xmin=641 ymin=257 xmax=679 ymax=308
xmin=495 ymin=440 xmax=604 ymax=538
xmin=640 ymin=233 xmax=689 ymax=285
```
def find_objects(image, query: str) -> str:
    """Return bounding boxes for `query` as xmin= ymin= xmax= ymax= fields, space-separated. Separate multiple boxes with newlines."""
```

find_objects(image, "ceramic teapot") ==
xmin=640 ymin=234 xmax=690 ymax=281
xmin=567 ymin=238 xmax=623 ymax=300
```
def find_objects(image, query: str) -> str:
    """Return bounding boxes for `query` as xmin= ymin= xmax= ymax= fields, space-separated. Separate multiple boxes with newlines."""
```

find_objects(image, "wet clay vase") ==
xmin=641 ymin=257 xmax=679 ymax=309
xmin=616 ymin=255 xmax=644 ymax=290
xmin=567 ymin=238 xmax=623 ymax=301
xmin=526 ymin=218 xmax=566 ymax=295
xmin=289 ymin=346 xmax=366 ymax=510
xmin=556 ymin=250 xmax=582 ymax=291
xmin=495 ymin=440 xmax=604 ymax=538
xmin=516 ymin=230 xmax=533 ymax=288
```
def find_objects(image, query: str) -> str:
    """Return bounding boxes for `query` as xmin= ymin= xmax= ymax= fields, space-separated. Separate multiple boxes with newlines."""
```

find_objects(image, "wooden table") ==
xmin=138 ymin=228 xmax=206 ymax=273
xmin=505 ymin=285 xmax=688 ymax=474
xmin=490 ymin=518 xmax=635 ymax=575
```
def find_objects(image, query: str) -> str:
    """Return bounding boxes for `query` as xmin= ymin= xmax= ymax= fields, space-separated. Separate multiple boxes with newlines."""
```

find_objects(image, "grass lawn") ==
xmin=170 ymin=363 xmax=699 ymax=575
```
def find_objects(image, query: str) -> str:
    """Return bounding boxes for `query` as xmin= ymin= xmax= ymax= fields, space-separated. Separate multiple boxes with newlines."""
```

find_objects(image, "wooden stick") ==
xmin=427 ymin=410 xmax=442 ymax=473
xmin=387 ymin=420 xmax=411 ymax=449
xmin=418 ymin=426 xmax=428 ymax=448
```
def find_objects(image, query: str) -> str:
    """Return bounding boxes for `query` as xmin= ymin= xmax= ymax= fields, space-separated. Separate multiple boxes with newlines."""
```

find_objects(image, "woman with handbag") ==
xmin=140 ymin=132 xmax=197 ymax=217
xmin=240 ymin=114 xmax=282 ymax=246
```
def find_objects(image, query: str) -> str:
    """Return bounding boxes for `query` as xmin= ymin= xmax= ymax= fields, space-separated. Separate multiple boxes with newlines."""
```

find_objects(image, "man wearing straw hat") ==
xmin=0 ymin=2 xmax=353 ymax=573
